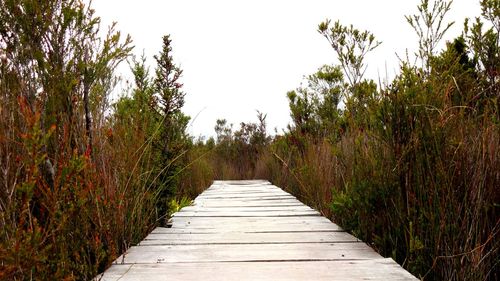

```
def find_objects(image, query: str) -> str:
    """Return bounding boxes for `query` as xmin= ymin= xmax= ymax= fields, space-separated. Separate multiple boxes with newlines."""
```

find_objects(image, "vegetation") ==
xmin=0 ymin=0 xmax=200 ymax=279
xmin=0 ymin=0 xmax=498 ymax=280
xmin=205 ymin=0 xmax=499 ymax=280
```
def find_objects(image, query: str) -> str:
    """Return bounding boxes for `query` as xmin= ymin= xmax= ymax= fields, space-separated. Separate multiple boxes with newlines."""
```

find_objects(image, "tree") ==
xmin=318 ymin=20 xmax=381 ymax=87
xmin=287 ymin=65 xmax=345 ymax=139
xmin=405 ymin=0 xmax=454 ymax=73
xmin=80 ymin=23 xmax=132 ymax=157
xmin=0 ymin=0 xmax=134 ymax=278
xmin=150 ymin=35 xmax=190 ymax=220
xmin=215 ymin=118 xmax=233 ymax=144
xmin=0 ymin=0 xmax=132 ymax=163
xmin=464 ymin=0 xmax=500 ymax=115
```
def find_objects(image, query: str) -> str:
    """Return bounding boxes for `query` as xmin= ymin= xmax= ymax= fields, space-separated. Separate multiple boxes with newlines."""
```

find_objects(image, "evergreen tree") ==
xmin=151 ymin=35 xmax=190 ymax=221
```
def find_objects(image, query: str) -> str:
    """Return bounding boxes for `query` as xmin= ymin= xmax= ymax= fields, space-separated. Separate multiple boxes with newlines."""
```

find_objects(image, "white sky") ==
xmin=91 ymin=0 xmax=481 ymax=138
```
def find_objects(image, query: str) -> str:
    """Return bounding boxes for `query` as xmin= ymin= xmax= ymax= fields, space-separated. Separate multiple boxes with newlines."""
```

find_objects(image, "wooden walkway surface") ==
xmin=99 ymin=180 xmax=418 ymax=280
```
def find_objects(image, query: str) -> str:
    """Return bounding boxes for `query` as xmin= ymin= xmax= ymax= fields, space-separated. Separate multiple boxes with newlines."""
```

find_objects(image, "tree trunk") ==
xmin=84 ymin=81 xmax=92 ymax=157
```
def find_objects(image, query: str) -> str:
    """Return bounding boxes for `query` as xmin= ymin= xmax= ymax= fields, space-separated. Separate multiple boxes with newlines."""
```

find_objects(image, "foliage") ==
xmin=150 ymin=35 xmax=190 ymax=222
xmin=177 ymin=139 xmax=215 ymax=199
xmin=209 ymin=112 xmax=271 ymax=180
xmin=318 ymin=19 xmax=381 ymax=86
xmin=287 ymin=65 xmax=345 ymax=140
xmin=405 ymin=0 xmax=455 ymax=72
xmin=210 ymin=1 xmax=499 ymax=280
xmin=0 ymin=1 xmax=200 ymax=279
xmin=0 ymin=0 xmax=140 ymax=279
xmin=1 ymin=0 xmax=499 ymax=280
xmin=167 ymin=197 xmax=192 ymax=217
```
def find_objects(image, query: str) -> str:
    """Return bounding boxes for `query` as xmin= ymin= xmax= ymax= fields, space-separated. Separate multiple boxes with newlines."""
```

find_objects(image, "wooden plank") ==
xmin=191 ymin=200 xmax=304 ymax=208
xmin=140 ymin=231 xmax=360 ymax=245
xmin=168 ymin=216 xmax=342 ymax=232
xmin=168 ymin=225 xmax=342 ymax=233
xmin=195 ymin=195 xmax=296 ymax=200
xmin=99 ymin=259 xmax=417 ymax=281
xmin=198 ymin=186 xmax=291 ymax=193
xmin=117 ymin=243 xmax=381 ymax=264
xmin=151 ymin=227 xmax=343 ymax=234
xmin=170 ymin=215 xmax=333 ymax=223
xmin=212 ymin=180 xmax=271 ymax=185
xmin=160 ymin=224 xmax=343 ymax=233
xmin=200 ymin=188 xmax=285 ymax=193
xmin=181 ymin=205 xmax=315 ymax=212
xmin=193 ymin=199 xmax=304 ymax=207
xmin=172 ymin=210 xmax=320 ymax=217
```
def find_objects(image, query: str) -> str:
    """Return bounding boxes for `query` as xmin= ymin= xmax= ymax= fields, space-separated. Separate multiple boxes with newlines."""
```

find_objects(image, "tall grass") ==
xmin=0 ymin=85 xmax=176 ymax=279
xmin=177 ymin=141 xmax=215 ymax=198
xmin=254 ymin=67 xmax=498 ymax=281
xmin=240 ymin=92 xmax=498 ymax=280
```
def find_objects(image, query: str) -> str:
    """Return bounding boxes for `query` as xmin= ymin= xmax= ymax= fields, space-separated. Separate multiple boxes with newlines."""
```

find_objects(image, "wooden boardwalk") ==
xmin=99 ymin=180 xmax=417 ymax=280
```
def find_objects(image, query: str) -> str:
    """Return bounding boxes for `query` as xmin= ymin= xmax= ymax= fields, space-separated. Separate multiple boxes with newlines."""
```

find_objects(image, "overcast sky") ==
xmin=91 ymin=0 xmax=481 ymax=138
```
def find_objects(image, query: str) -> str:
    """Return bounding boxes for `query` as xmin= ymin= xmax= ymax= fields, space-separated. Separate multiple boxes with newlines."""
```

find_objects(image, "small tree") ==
xmin=287 ymin=65 xmax=345 ymax=139
xmin=151 ymin=35 xmax=189 ymax=220
xmin=405 ymin=0 xmax=454 ymax=73
xmin=318 ymin=20 xmax=381 ymax=87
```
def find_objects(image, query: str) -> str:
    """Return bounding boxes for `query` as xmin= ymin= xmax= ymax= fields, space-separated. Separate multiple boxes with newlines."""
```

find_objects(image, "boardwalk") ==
xmin=100 ymin=180 xmax=417 ymax=280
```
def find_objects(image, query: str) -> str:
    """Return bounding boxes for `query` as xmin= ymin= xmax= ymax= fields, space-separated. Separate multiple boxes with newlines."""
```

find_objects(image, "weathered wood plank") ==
xmin=195 ymin=195 xmax=297 ymax=201
xmin=139 ymin=231 xmax=360 ymax=245
xmin=99 ymin=259 xmax=416 ymax=281
xmin=173 ymin=210 xmax=320 ymax=217
xmin=194 ymin=202 xmax=305 ymax=207
xmin=170 ymin=215 xmax=333 ymax=223
xmin=212 ymin=180 xmax=270 ymax=185
xmin=193 ymin=199 xmax=304 ymax=207
xmin=181 ymin=205 xmax=316 ymax=212
xmin=168 ymin=215 xmax=343 ymax=232
xmin=200 ymin=188 xmax=286 ymax=193
xmin=160 ymin=224 xmax=343 ymax=233
xmin=170 ymin=223 xmax=336 ymax=229
xmin=117 ymin=242 xmax=381 ymax=264
xmin=198 ymin=190 xmax=290 ymax=196
xmin=168 ymin=225 xmax=343 ymax=233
